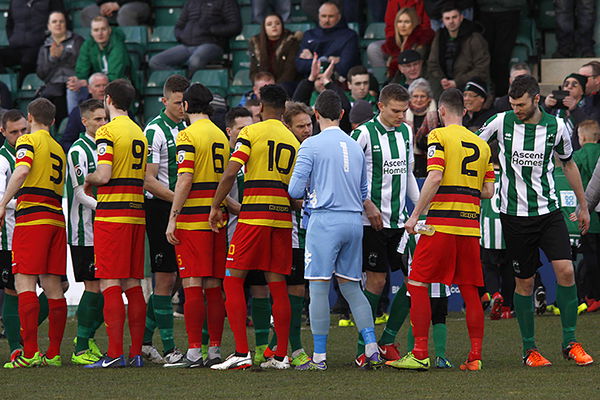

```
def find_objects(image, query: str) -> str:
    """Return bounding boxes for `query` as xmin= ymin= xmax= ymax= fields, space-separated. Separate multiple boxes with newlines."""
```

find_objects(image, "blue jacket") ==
xmin=295 ymin=21 xmax=359 ymax=78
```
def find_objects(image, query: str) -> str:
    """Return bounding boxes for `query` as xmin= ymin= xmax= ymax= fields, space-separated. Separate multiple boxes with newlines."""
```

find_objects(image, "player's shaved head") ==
xmin=438 ymin=88 xmax=464 ymax=116
xmin=259 ymin=84 xmax=288 ymax=112
xmin=163 ymin=74 xmax=190 ymax=98
xmin=2 ymin=109 xmax=25 ymax=130
xmin=27 ymin=98 xmax=55 ymax=127
xmin=79 ymin=98 xmax=104 ymax=117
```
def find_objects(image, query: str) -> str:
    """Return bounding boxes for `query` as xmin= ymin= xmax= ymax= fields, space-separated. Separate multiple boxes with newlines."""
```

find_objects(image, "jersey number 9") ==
xmin=131 ymin=140 xmax=145 ymax=170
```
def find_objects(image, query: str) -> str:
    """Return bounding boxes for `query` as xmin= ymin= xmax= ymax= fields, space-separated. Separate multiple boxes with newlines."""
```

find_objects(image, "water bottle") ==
xmin=415 ymin=222 xmax=435 ymax=236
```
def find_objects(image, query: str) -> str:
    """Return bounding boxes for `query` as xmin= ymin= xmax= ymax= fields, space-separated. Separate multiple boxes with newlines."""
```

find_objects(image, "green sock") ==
xmin=555 ymin=284 xmax=578 ymax=348
xmin=289 ymin=294 xmax=305 ymax=353
xmin=75 ymin=291 xmax=99 ymax=353
xmin=407 ymin=325 xmax=414 ymax=351
xmin=378 ymin=284 xmax=409 ymax=345
xmin=2 ymin=293 xmax=21 ymax=352
xmin=357 ymin=290 xmax=381 ymax=357
xmin=143 ymin=294 xmax=156 ymax=344
xmin=153 ymin=294 xmax=175 ymax=353
xmin=251 ymin=297 xmax=271 ymax=347
xmin=38 ymin=292 xmax=48 ymax=325
xmin=202 ymin=319 xmax=209 ymax=346
xmin=433 ymin=323 xmax=447 ymax=358
xmin=90 ymin=295 xmax=104 ymax=338
xmin=514 ymin=292 xmax=536 ymax=355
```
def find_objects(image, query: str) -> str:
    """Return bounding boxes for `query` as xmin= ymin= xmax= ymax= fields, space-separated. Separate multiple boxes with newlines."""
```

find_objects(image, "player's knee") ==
xmin=514 ymin=277 xmax=535 ymax=295
xmin=553 ymin=260 xmax=576 ymax=286
xmin=366 ymin=272 xmax=386 ymax=294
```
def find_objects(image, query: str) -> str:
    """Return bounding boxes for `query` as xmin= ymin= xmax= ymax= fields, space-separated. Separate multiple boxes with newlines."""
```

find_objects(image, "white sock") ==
xmin=365 ymin=342 xmax=378 ymax=358
xmin=313 ymin=352 xmax=326 ymax=363
xmin=187 ymin=348 xmax=202 ymax=362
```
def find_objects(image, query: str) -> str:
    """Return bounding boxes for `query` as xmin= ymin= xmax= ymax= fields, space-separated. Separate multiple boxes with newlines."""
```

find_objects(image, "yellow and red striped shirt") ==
xmin=15 ymin=130 xmax=66 ymax=227
xmin=96 ymin=115 xmax=147 ymax=225
xmin=176 ymin=118 xmax=229 ymax=231
xmin=230 ymin=119 xmax=299 ymax=228
xmin=426 ymin=124 xmax=494 ymax=236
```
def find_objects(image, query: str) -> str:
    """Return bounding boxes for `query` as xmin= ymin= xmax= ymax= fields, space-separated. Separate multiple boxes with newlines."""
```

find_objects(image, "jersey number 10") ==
xmin=267 ymin=140 xmax=296 ymax=174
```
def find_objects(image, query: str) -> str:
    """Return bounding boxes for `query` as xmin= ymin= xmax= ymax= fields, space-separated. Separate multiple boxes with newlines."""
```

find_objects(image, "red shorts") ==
xmin=226 ymin=223 xmax=292 ymax=275
xmin=175 ymin=229 xmax=227 ymax=279
xmin=12 ymin=224 xmax=66 ymax=276
xmin=94 ymin=221 xmax=145 ymax=279
xmin=409 ymin=231 xmax=483 ymax=286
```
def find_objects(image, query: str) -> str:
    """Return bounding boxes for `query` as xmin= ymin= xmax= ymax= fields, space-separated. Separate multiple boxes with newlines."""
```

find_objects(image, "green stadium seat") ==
xmin=543 ymin=31 xmax=557 ymax=58
xmin=71 ymin=9 xmax=87 ymax=28
xmin=147 ymin=26 xmax=178 ymax=58
xmin=53 ymin=118 xmax=69 ymax=143
xmin=230 ymin=24 xmax=260 ymax=50
xmin=361 ymin=22 xmax=385 ymax=49
xmin=240 ymin=5 xmax=253 ymax=24
xmin=128 ymin=53 xmax=143 ymax=93
xmin=237 ymin=0 xmax=251 ymax=5
xmin=191 ymin=68 xmax=229 ymax=96
xmin=145 ymin=69 xmax=185 ymax=95
xmin=370 ymin=67 xmax=387 ymax=86
xmin=536 ymin=0 xmax=555 ymax=31
xmin=348 ymin=22 xmax=360 ymax=36
xmin=0 ymin=11 xmax=6 ymax=29
xmin=290 ymin=3 xmax=309 ymax=22
xmin=231 ymin=50 xmax=251 ymax=74
xmin=151 ymin=0 xmax=184 ymax=6
xmin=65 ymin=0 xmax=94 ymax=11
xmin=0 ymin=73 xmax=17 ymax=98
xmin=154 ymin=7 xmax=182 ymax=26
xmin=0 ymin=29 xmax=8 ymax=47
xmin=515 ymin=17 xmax=537 ymax=54
xmin=510 ymin=44 xmax=530 ymax=64
xmin=287 ymin=22 xmax=315 ymax=33
xmin=20 ymin=74 xmax=44 ymax=92
xmin=143 ymin=96 xmax=164 ymax=125
xmin=228 ymin=95 xmax=243 ymax=107
xmin=74 ymin=27 xmax=89 ymax=39
xmin=118 ymin=26 xmax=148 ymax=59
xmin=232 ymin=69 xmax=252 ymax=87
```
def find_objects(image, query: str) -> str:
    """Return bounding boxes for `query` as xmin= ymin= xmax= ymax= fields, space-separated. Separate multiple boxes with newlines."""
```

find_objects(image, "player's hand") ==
xmin=577 ymin=207 xmax=590 ymax=235
xmin=321 ymin=59 xmax=336 ymax=85
xmin=165 ymin=219 xmax=179 ymax=245
xmin=0 ymin=206 xmax=6 ymax=229
xmin=209 ymin=206 xmax=224 ymax=233
xmin=300 ymin=48 xmax=314 ymax=60
xmin=308 ymin=53 xmax=320 ymax=82
xmin=364 ymin=200 xmax=383 ymax=231
xmin=404 ymin=215 xmax=418 ymax=234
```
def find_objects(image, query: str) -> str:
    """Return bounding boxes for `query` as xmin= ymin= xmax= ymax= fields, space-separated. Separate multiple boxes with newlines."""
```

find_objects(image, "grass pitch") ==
xmin=2 ymin=311 xmax=600 ymax=399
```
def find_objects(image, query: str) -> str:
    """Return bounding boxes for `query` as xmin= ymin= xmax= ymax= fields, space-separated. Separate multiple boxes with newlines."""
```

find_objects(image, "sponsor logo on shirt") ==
xmin=511 ymin=150 xmax=544 ymax=167
xmin=382 ymin=158 xmax=407 ymax=175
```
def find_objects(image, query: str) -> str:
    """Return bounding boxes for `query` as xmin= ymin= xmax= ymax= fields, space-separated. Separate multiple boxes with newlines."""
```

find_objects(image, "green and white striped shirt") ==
xmin=144 ymin=111 xmax=186 ymax=197
xmin=292 ymin=209 xmax=306 ymax=249
xmin=227 ymin=168 xmax=245 ymax=243
xmin=0 ymin=142 xmax=16 ymax=251
xmin=66 ymin=133 xmax=97 ymax=246
xmin=480 ymin=175 xmax=505 ymax=249
xmin=477 ymin=110 xmax=573 ymax=217
xmin=351 ymin=116 xmax=414 ymax=228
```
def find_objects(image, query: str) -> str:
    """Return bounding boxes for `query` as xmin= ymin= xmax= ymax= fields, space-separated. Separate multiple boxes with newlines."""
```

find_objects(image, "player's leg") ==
xmin=204 ymin=277 xmax=226 ymax=367
xmin=99 ymin=278 xmax=126 ymax=359
xmin=1 ymin=250 xmax=21 ymax=360
xmin=39 ymin=273 xmax=67 ymax=366
xmin=287 ymin=282 xmax=308 ymax=366
xmin=431 ymin=297 xmax=452 ymax=368
xmin=250 ymin=280 xmax=272 ymax=365
xmin=10 ymin=273 xmax=41 ymax=367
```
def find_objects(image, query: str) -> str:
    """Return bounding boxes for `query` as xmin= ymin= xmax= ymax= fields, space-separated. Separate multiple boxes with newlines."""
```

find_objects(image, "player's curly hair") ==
xmin=508 ymin=75 xmax=540 ymax=100
xmin=259 ymin=84 xmax=288 ymax=111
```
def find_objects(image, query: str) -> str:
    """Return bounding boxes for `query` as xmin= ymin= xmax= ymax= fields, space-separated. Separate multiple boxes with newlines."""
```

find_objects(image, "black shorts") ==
xmin=362 ymin=227 xmax=406 ymax=274
xmin=480 ymin=248 xmax=508 ymax=266
xmin=500 ymin=210 xmax=572 ymax=279
xmin=0 ymin=249 xmax=14 ymax=290
xmin=407 ymin=295 xmax=448 ymax=325
xmin=287 ymin=248 xmax=305 ymax=286
xmin=70 ymin=245 xmax=97 ymax=282
xmin=145 ymin=198 xmax=177 ymax=273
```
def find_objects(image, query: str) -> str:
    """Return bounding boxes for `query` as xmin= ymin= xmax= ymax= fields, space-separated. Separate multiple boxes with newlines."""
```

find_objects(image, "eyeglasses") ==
xmin=563 ymin=80 xmax=580 ymax=87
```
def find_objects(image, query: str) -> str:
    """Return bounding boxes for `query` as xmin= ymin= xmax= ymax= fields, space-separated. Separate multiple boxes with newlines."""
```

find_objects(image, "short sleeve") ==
xmin=230 ymin=126 xmax=252 ymax=165
xmin=407 ymin=125 xmax=415 ymax=165
xmin=96 ymin=125 xmax=114 ymax=166
xmin=350 ymin=126 xmax=368 ymax=152
xmin=555 ymin=118 xmax=573 ymax=161
xmin=15 ymin=134 xmax=35 ymax=169
xmin=476 ymin=113 xmax=499 ymax=142
xmin=176 ymin=129 xmax=195 ymax=174
xmin=145 ymin=128 xmax=162 ymax=164
xmin=426 ymin=129 xmax=445 ymax=172
xmin=67 ymin=147 xmax=87 ymax=187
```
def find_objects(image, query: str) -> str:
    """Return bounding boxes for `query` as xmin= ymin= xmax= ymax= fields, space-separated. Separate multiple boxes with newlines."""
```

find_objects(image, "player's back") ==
xmin=231 ymin=119 xmax=299 ymax=228
xmin=176 ymin=118 xmax=229 ymax=231
xmin=96 ymin=115 xmax=147 ymax=225
xmin=426 ymin=124 xmax=494 ymax=236
xmin=15 ymin=129 xmax=66 ymax=227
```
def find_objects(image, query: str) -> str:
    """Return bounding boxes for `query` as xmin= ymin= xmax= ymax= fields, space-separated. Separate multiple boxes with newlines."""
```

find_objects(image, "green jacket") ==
xmin=75 ymin=29 xmax=129 ymax=81
xmin=572 ymin=143 xmax=600 ymax=233
xmin=478 ymin=0 xmax=526 ymax=12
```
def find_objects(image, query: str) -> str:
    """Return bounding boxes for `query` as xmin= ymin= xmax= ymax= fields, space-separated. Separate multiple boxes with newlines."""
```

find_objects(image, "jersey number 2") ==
xmin=50 ymin=153 xmax=63 ymax=184
xmin=461 ymin=142 xmax=480 ymax=177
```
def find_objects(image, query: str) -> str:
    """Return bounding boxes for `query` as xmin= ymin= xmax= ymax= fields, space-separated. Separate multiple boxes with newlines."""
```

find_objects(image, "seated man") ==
xmin=67 ymin=17 xmax=129 ymax=108
xmin=390 ymin=50 xmax=426 ymax=88
xmin=295 ymin=2 xmax=359 ymax=79
xmin=148 ymin=0 xmax=242 ymax=76
xmin=427 ymin=4 xmax=490 ymax=98
xmin=494 ymin=63 xmax=532 ymax=112
xmin=462 ymin=78 xmax=496 ymax=132
xmin=346 ymin=66 xmax=378 ymax=110
xmin=80 ymin=0 xmax=151 ymax=27
xmin=239 ymin=72 xmax=276 ymax=107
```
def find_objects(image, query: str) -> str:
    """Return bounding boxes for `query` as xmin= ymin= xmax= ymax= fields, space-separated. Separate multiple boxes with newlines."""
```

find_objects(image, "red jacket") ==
xmin=382 ymin=24 xmax=434 ymax=77
xmin=384 ymin=0 xmax=431 ymax=40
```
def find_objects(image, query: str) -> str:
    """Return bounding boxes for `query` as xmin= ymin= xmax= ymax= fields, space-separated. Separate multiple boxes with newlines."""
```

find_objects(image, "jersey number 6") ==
xmin=461 ymin=141 xmax=480 ymax=177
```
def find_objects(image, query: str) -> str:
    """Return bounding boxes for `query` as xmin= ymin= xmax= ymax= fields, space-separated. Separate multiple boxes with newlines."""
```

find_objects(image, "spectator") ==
xmin=80 ymin=0 xmax=151 ymax=27
xmin=148 ymin=0 xmax=242 ymax=76
xmin=367 ymin=7 xmax=433 ymax=78
xmin=61 ymin=72 xmax=109 ymax=152
xmin=462 ymin=78 xmax=495 ymax=132
xmin=249 ymin=13 xmax=301 ymax=94
xmin=239 ymin=71 xmax=276 ymax=107
xmin=494 ymin=63 xmax=532 ymax=112
xmin=253 ymin=0 xmax=290 ymax=23
xmin=301 ymin=0 xmax=361 ymax=23
xmin=579 ymin=61 xmax=600 ymax=96
xmin=349 ymin=99 xmax=374 ymax=129
xmin=295 ymin=2 xmax=359 ymax=79
xmin=345 ymin=66 xmax=377 ymax=109
xmin=478 ymin=0 xmax=526 ymax=97
xmin=406 ymin=78 xmax=436 ymax=176
xmin=0 ymin=83 xmax=11 ymax=111
xmin=382 ymin=0 xmax=431 ymax=47
xmin=0 ymin=0 xmax=66 ymax=82
xmin=554 ymin=0 xmax=596 ymax=57
xmin=427 ymin=4 xmax=490 ymax=99
xmin=545 ymin=73 xmax=600 ymax=150
xmin=36 ymin=11 xmax=84 ymax=122
xmin=68 ymin=16 xmax=129 ymax=108
xmin=424 ymin=0 xmax=474 ymax=31
xmin=245 ymin=98 xmax=262 ymax=123
xmin=389 ymin=49 xmax=426 ymax=87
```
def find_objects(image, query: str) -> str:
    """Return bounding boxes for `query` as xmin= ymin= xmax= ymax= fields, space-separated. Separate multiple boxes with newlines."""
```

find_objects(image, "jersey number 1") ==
xmin=461 ymin=141 xmax=480 ymax=177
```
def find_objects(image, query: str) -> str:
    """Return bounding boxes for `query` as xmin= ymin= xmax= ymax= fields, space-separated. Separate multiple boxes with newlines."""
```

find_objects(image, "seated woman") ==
xmin=249 ymin=13 xmax=302 ymax=95
xmin=36 ymin=11 xmax=84 ymax=124
xmin=368 ymin=7 xmax=433 ymax=79
xmin=405 ymin=78 xmax=437 ymax=177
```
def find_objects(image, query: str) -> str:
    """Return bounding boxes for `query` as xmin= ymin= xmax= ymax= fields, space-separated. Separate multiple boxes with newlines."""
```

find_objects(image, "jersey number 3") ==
xmin=50 ymin=153 xmax=63 ymax=184
xmin=461 ymin=142 xmax=480 ymax=177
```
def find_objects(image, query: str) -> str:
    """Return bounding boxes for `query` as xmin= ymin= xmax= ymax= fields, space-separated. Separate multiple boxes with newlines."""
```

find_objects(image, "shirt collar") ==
xmin=1 ymin=141 xmax=15 ymax=156
xmin=80 ymin=132 xmax=96 ymax=148
xmin=160 ymin=110 xmax=183 ymax=129
xmin=375 ymin=116 xmax=396 ymax=133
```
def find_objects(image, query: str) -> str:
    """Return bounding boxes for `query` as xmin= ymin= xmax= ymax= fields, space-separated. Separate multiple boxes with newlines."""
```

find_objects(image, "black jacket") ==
xmin=95 ymin=0 xmax=149 ymax=5
xmin=292 ymin=78 xmax=352 ymax=133
xmin=424 ymin=0 xmax=474 ymax=20
xmin=175 ymin=0 xmax=242 ymax=48
xmin=7 ymin=0 xmax=65 ymax=48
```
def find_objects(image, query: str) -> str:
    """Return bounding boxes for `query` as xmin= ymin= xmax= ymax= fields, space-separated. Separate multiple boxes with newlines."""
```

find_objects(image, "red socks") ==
xmin=183 ymin=286 xmax=205 ymax=349
xmin=268 ymin=280 xmax=290 ymax=359
xmin=46 ymin=298 xmax=67 ymax=359
xmin=223 ymin=275 xmax=249 ymax=354
xmin=103 ymin=285 xmax=125 ymax=358
xmin=125 ymin=286 xmax=146 ymax=358
xmin=205 ymin=286 xmax=225 ymax=348
xmin=18 ymin=291 xmax=39 ymax=358
xmin=407 ymin=283 xmax=431 ymax=360
xmin=459 ymin=284 xmax=484 ymax=361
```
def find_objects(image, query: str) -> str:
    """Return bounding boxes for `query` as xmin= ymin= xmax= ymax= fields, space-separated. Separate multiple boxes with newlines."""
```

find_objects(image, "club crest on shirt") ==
xmin=177 ymin=150 xmax=185 ymax=164
xmin=234 ymin=141 xmax=242 ymax=152
xmin=75 ymin=165 xmax=83 ymax=177
xmin=427 ymin=145 xmax=436 ymax=158
xmin=16 ymin=149 xmax=27 ymax=160
xmin=97 ymin=143 xmax=107 ymax=156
